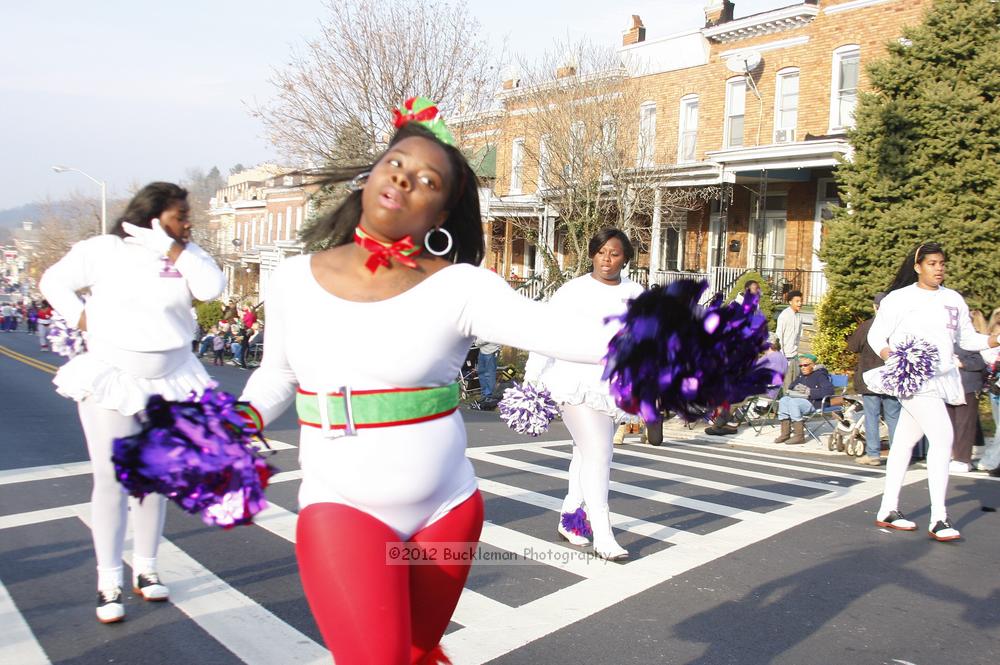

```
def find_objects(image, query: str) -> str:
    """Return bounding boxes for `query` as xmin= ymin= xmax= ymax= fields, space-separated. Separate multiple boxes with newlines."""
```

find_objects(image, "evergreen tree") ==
xmin=816 ymin=0 xmax=1000 ymax=369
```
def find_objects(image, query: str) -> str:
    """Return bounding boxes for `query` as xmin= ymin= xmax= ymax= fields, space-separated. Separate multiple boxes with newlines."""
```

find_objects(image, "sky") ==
xmin=0 ymin=0 xmax=782 ymax=212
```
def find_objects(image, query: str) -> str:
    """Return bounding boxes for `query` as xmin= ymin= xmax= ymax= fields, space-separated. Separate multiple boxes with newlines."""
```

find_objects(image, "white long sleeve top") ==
xmin=867 ymin=283 xmax=990 ymax=403
xmin=523 ymin=274 xmax=643 ymax=415
xmin=775 ymin=306 xmax=803 ymax=358
xmin=40 ymin=234 xmax=225 ymax=353
xmin=239 ymin=255 xmax=615 ymax=536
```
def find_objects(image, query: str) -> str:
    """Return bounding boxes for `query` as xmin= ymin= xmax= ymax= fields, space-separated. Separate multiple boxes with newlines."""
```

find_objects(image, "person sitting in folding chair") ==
xmin=774 ymin=353 xmax=835 ymax=445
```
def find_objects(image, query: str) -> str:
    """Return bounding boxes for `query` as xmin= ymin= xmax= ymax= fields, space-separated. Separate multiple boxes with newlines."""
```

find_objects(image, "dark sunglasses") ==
xmin=799 ymin=362 xmax=814 ymax=368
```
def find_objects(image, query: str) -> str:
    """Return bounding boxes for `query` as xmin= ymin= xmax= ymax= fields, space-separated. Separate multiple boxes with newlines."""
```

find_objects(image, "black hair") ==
xmin=745 ymin=280 xmax=760 ymax=290
xmin=587 ymin=228 xmax=635 ymax=264
xmin=301 ymin=123 xmax=484 ymax=265
xmin=886 ymin=242 xmax=947 ymax=293
xmin=110 ymin=182 xmax=188 ymax=238
xmin=786 ymin=289 xmax=803 ymax=301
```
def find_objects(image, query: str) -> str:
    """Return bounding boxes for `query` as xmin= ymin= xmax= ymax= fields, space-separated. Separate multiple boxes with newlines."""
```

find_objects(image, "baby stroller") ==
xmin=826 ymin=395 xmax=888 ymax=457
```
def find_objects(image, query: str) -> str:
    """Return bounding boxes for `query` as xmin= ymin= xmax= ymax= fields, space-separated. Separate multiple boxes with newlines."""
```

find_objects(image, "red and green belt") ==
xmin=296 ymin=383 xmax=460 ymax=436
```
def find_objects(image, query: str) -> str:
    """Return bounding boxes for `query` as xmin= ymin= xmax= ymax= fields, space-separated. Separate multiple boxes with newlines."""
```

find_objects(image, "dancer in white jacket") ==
xmin=867 ymin=242 xmax=998 ymax=541
xmin=524 ymin=229 xmax=644 ymax=561
xmin=40 ymin=182 xmax=225 ymax=622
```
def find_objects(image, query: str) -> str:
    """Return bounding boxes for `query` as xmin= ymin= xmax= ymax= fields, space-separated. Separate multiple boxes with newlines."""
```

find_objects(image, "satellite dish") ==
xmin=725 ymin=50 xmax=762 ymax=74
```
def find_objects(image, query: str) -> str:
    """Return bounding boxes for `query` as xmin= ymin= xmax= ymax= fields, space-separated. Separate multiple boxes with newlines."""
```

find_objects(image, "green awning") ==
xmin=466 ymin=145 xmax=496 ymax=179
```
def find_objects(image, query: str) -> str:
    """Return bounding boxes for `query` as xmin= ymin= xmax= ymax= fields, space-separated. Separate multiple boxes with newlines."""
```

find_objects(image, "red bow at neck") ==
xmin=353 ymin=226 xmax=422 ymax=273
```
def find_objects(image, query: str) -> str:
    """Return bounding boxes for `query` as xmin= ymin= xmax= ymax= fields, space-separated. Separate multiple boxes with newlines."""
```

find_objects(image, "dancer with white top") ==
xmin=239 ymin=98 xmax=622 ymax=665
xmin=40 ymin=182 xmax=225 ymax=622
xmin=524 ymin=228 xmax=644 ymax=561
xmin=868 ymin=242 xmax=998 ymax=541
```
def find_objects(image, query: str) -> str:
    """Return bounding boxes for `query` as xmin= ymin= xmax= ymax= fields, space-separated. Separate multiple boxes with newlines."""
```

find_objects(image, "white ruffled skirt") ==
xmin=53 ymin=341 xmax=211 ymax=416
xmin=535 ymin=359 xmax=633 ymax=422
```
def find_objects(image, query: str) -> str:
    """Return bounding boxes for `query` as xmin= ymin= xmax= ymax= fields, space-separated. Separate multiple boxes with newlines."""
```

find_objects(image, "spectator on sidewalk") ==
xmin=846 ymin=292 xmax=901 ymax=466
xmin=473 ymin=337 xmax=500 ymax=408
xmin=773 ymin=353 xmax=834 ymax=445
xmin=706 ymin=337 xmax=788 ymax=436
xmin=979 ymin=308 xmax=1000 ymax=476
xmin=947 ymin=311 xmax=988 ymax=473
xmin=775 ymin=290 xmax=804 ymax=389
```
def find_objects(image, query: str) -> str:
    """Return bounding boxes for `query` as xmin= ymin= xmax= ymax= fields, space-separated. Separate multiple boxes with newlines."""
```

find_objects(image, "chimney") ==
xmin=622 ymin=15 xmax=646 ymax=46
xmin=704 ymin=1 xmax=735 ymax=27
xmin=555 ymin=65 xmax=577 ymax=79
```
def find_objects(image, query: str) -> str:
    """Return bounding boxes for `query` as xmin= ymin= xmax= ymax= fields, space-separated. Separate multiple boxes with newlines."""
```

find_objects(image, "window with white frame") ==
xmin=677 ymin=94 xmax=699 ymax=163
xmin=538 ymin=134 xmax=550 ymax=190
xmin=658 ymin=207 xmax=686 ymax=271
xmin=637 ymin=102 xmax=656 ymax=167
xmin=509 ymin=138 xmax=525 ymax=194
xmin=725 ymin=78 xmax=746 ymax=148
xmin=830 ymin=45 xmax=860 ymax=131
xmin=774 ymin=68 xmax=799 ymax=143
xmin=601 ymin=117 xmax=617 ymax=178
xmin=566 ymin=121 xmax=585 ymax=178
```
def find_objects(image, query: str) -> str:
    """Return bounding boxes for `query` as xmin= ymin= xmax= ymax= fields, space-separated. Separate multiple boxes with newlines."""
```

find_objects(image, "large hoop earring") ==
xmin=349 ymin=171 xmax=370 ymax=191
xmin=424 ymin=226 xmax=453 ymax=256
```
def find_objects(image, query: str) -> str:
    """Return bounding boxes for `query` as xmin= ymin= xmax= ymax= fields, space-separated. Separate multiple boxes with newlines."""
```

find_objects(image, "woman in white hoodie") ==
xmin=867 ymin=242 xmax=998 ymax=541
xmin=40 ymin=182 xmax=225 ymax=623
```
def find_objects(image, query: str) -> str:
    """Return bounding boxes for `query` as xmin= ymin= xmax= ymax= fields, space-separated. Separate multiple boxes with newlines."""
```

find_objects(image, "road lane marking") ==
xmin=0 ymin=345 xmax=58 ymax=375
xmin=0 ymin=578 xmax=51 ymax=665
xmin=0 ymin=462 xmax=92 ymax=486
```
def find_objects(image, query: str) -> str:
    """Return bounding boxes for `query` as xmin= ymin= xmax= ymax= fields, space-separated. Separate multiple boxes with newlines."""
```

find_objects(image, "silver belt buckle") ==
xmin=318 ymin=386 xmax=357 ymax=439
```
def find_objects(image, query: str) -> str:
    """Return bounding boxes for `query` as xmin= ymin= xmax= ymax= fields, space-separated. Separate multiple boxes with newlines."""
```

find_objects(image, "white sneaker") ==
xmin=949 ymin=461 xmax=971 ymax=474
xmin=96 ymin=587 xmax=124 ymax=623
xmin=133 ymin=572 xmax=169 ymax=601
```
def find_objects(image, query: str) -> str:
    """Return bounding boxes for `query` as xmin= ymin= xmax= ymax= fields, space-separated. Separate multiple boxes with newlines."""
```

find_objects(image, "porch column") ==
xmin=482 ymin=218 xmax=492 ymax=269
xmin=648 ymin=187 xmax=662 ymax=275
xmin=534 ymin=212 xmax=547 ymax=276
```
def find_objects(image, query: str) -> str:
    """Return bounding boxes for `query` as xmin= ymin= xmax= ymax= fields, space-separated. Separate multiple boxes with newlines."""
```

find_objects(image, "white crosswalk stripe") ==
xmin=0 ymin=435 xmax=916 ymax=665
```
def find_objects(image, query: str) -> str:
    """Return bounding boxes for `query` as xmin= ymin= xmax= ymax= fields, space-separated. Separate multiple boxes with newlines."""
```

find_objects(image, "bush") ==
xmin=195 ymin=300 xmax=224 ymax=332
xmin=811 ymin=288 xmax=862 ymax=374
xmin=726 ymin=271 xmax=776 ymax=326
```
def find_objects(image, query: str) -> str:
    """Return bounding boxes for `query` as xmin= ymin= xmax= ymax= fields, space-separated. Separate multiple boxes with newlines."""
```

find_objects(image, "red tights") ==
xmin=296 ymin=491 xmax=484 ymax=665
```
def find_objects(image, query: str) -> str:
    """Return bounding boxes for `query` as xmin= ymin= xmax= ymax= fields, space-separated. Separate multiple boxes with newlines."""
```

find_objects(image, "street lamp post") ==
xmin=51 ymin=165 xmax=107 ymax=235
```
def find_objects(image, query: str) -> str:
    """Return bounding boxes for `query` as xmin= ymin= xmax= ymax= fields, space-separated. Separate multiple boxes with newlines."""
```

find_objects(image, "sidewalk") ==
xmin=625 ymin=416 xmax=851 ymax=458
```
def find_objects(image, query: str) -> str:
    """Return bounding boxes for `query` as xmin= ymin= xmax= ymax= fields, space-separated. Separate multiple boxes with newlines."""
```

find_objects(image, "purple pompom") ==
xmin=112 ymin=386 xmax=275 ymax=529
xmin=560 ymin=508 xmax=593 ymax=538
xmin=871 ymin=336 xmax=939 ymax=399
xmin=498 ymin=382 xmax=561 ymax=436
xmin=46 ymin=314 xmax=87 ymax=358
xmin=603 ymin=280 xmax=779 ymax=423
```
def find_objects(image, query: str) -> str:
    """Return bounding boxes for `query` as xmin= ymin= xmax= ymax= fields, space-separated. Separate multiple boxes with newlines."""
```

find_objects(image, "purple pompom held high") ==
xmin=46 ymin=314 xmax=86 ymax=358
xmin=112 ymin=386 xmax=275 ymax=528
xmin=603 ymin=280 xmax=779 ymax=422
xmin=871 ymin=336 xmax=939 ymax=399
xmin=498 ymin=382 xmax=561 ymax=436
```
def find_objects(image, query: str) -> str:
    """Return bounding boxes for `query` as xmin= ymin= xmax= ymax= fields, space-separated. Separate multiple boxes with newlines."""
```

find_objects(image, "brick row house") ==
xmin=455 ymin=0 xmax=933 ymax=303
xmin=206 ymin=165 xmax=317 ymax=303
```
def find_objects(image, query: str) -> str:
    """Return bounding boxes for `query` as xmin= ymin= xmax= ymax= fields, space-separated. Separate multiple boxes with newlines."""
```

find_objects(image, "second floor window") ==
xmin=637 ymin=102 xmax=656 ymax=167
xmin=725 ymin=78 xmax=746 ymax=148
xmin=774 ymin=69 xmax=799 ymax=142
xmin=510 ymin=138 xmax=525 ymax=194
xmin=538 ymin=134 xmax=550 ymax=190
xmin=678 ymin=95 xmax=699 ymax=162
xmin=831 ymin=46 xmax=860 ymax=131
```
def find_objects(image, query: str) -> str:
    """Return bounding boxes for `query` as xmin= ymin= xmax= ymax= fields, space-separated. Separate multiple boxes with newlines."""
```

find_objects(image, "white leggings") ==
xmin=560 ymin=404 xmax=616 ymax=516
xmin=877 ymin=394 xmax=953 ymax=525
xmin=78 ymin=399 xmax=166 ymax=589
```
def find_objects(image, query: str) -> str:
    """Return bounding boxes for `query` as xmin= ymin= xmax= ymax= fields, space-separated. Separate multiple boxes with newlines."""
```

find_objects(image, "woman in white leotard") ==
xmin=239 ymin=99 xmax=618 ymax=665
xmin=524 ymin=229 xmax=643 ymax=561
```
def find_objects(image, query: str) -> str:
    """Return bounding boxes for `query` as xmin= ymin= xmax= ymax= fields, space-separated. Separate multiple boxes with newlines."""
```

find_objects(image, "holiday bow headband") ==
xmin=392 ymin=96 xmax=456 ymax=146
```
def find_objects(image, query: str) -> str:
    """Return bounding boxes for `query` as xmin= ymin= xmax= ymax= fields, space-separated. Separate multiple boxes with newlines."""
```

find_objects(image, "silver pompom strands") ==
xmin=868 ymin=336 xmax=939 ymax=399
xmin=498 ymin=383 xmax=561 ymax=436
xmin=46 ymin=314 xmax=87 ymax=358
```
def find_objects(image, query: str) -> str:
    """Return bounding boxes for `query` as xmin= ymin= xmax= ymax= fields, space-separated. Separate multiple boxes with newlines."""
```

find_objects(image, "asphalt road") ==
xmin=1 ymin=330 xmax=998 ymax=665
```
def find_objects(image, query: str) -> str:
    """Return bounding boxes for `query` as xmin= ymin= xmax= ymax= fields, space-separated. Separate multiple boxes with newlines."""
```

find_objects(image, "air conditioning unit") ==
xmin=773 ymin=128 xmax=796 ymax=144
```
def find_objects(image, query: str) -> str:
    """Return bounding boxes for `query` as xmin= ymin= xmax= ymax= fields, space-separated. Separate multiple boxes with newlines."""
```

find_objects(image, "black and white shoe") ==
xmin=133 ymin=572 xmax=169 ymax=601
xmin=928 ymin=520 xmax=961 ymax=542
xmin=875 ymin=510 xmax=917 ymax=531
xmin=96 ymin=587 xmax=124 ymax=624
